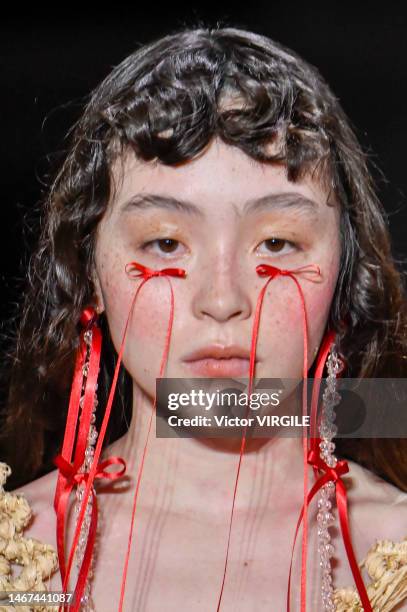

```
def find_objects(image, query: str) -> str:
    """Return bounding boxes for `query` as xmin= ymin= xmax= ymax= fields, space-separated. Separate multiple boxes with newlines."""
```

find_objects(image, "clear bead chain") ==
xmin=73 ymin=329 xmax=99 ymax=611
xmin=317 ymin=344 xmax=345 ymax=612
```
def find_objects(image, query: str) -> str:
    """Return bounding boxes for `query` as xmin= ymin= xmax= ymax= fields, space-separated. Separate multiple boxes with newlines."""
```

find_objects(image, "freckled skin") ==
xmin=94 ymin=137 xmax=341 ymax=403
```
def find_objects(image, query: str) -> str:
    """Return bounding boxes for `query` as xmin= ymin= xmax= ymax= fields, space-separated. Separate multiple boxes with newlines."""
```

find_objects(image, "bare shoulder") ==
xmin=345 ymin=458 xmax=407 ymax=543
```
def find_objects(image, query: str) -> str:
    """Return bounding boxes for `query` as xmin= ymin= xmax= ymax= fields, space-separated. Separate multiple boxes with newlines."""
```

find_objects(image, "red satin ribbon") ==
xmin=54 ymin=262 xmax=186 ymax=612
xmin=215 ymin=263 xmax=322 ymax=611
xmin=285 ymin=330 xmax=372 ymax=609
xmin=287 ymin=447 xmax=373 ymax=612
xmin=54 ymin=454 xmax=127 ymax=485
xmin=53 ymin=309 xmax=103 ymax=583
xmin=117 ymin=262 xmax=186 ymax=611
xmin=126 ymin=261 xmax=187 ymax=280
xmin=54 ymin=455 xmax=126 ymax=609
xmin=52 ymin=307 xmax=129 ymax=612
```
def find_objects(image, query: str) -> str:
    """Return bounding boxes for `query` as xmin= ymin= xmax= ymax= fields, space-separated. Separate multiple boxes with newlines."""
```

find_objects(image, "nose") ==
xmin=191 ymin=258 xmax=252 ymax=323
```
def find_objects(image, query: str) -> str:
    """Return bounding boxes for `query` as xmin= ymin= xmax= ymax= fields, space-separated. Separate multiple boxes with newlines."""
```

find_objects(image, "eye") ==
xmin=141 ymin=237 xmax=183 ymax=256
xmin=257 ymin=237 xmax=297 ymax=255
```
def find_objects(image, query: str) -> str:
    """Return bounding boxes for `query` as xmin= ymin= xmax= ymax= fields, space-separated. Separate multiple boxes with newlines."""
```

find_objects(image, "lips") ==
xmin=182 ymin=344 xmax=258 ymax=377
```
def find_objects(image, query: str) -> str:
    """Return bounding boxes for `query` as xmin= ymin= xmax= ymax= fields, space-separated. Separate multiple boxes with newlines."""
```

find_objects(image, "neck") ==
xmin=103 ymin=381 xmax=309 ymax=513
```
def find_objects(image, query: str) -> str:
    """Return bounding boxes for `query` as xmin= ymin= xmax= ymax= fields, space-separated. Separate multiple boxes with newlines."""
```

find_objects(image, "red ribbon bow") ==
xmin=256 ymin=263 xmax=322 ymax=280
xmin=125 ymin=261 xmax=187 ymax=279
xmin=54 ymin=454 xmax=126 ymax=485
xmin=307 ymin=447 xmax=349 ymax=480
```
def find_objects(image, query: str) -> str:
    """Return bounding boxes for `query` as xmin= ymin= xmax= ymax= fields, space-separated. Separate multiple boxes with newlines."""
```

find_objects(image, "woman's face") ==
xmin=93 ymin=138 xmax=341 ymax=400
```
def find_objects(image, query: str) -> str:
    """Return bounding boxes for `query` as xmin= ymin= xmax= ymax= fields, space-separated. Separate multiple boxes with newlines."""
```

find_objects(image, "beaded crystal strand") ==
xmin=74 ymin=328 xmax=99 ymax=611
xmin=317 ymin=344 xmax=345 ymax=612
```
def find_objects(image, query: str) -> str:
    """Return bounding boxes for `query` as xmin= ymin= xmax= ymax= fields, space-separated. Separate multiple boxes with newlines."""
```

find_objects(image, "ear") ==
xmin=91 ymin=267 xmax=105 ymax=314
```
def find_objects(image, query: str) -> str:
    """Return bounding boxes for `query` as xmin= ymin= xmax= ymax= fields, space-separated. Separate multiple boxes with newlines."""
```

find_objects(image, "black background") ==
xmin=2 ymin=5 xmax=407 ymax=335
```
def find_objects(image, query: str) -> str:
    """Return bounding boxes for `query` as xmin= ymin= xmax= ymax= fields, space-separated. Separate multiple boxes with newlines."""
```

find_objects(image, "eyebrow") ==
xmin=120 ymin=191 xmax=320 ymax=218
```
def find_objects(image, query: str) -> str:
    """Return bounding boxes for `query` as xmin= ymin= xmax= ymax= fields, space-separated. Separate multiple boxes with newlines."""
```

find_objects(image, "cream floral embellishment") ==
xmin=0 ymin=462 xmax=59 ymax=612
xmin=334 ymin=538 xmax=407 ymax=611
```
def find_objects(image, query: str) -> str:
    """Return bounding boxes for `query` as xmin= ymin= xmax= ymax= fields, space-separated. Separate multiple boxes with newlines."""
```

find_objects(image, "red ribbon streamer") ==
xmin=53 ymin=307 xmax=129 ymax=612
xmin=285 ymin=329 xmax=373 ymax=610
xmin=53 ymin=309 xmax=103 ymax=582
xmin=215 ymin=263 xmax=321 ymax=611
xmin=117 ymin=262 xmax=186 ymax=611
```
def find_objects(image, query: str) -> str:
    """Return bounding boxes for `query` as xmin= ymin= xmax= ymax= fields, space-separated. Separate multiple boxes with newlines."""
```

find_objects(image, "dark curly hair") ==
xmin=1 ymin=26 xmax=406 ymax=490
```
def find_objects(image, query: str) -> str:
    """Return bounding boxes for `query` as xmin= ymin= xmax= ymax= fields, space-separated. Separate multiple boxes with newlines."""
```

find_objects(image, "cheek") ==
xmin=260 ymin=280 xmax=325 ymax=326
xmin=257 ymin=286 xmax=305 ymax=349
xmin=306 ymin=282 xmax=336 ymax=329
xmin=101 ymin=275 xmax=178 ymax=376
xmin=129 ymin=283 xmax=179 ymax=353
xmin=255 ymin=268 xmax=337 ymax=370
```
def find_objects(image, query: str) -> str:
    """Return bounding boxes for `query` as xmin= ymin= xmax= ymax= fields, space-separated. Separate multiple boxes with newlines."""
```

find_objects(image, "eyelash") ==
xmin=140 ymin=238 xmax=186 ymax=257
xmin=140 ymin=237 xmax=298 ymax=257
xmin=256 ymin=237 xmax=298 ymax=256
